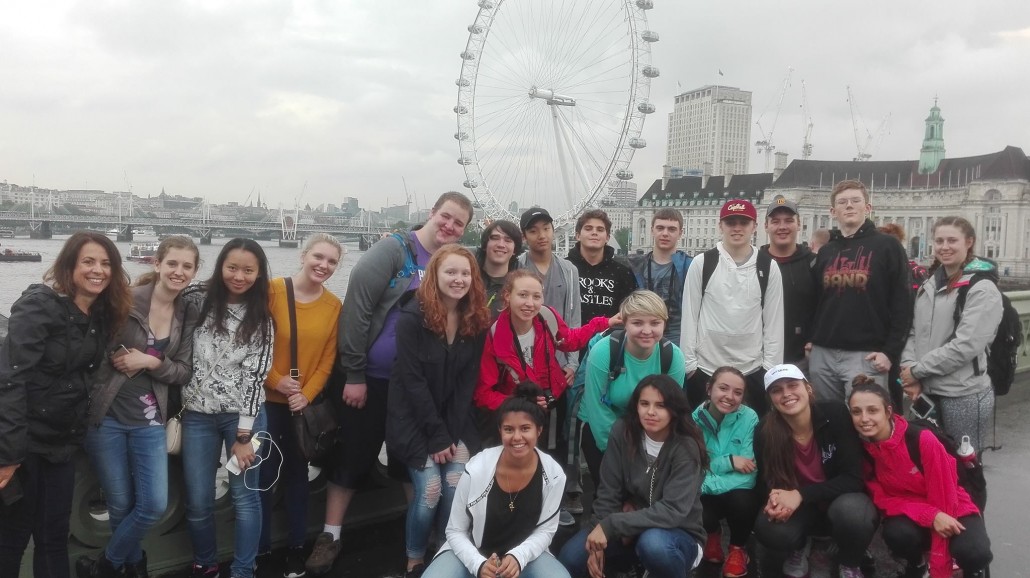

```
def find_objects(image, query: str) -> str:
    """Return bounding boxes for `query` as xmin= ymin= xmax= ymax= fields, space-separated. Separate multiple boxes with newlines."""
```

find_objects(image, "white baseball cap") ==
xmin=764 ymin=364 xmax=807 ymax=390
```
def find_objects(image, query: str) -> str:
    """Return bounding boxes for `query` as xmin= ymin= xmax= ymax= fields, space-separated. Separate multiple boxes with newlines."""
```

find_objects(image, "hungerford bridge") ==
xmin=0 ymin=206 xmax=391 ymax=248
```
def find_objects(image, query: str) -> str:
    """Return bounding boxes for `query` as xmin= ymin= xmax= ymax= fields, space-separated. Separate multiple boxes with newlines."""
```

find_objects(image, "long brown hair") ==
xmin=927 ymin=216 xmax=976 ymax=294
xmin=43 ymin=231 xmax=132 ymax=331
xmin=134 ymin=235 xmax=200 ymax=287
xmin=759 ymin=378 xmax=816 ymax=490
xmin=416 ymin=244 xmax=490 ymax=338
xmin=623 ymin=375 xmax=710 ymax=471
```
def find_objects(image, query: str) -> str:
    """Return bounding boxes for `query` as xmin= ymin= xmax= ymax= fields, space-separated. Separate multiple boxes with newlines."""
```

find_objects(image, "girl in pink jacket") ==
xmin=848 ymin=379 xmax=991 ymax=578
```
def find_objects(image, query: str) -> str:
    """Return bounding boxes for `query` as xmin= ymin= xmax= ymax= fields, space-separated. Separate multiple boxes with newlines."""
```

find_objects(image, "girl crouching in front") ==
xmin=560 ymin=374 xmax=708 ymax=578
xmin=422 ymin=382 xmax=570 ymax=578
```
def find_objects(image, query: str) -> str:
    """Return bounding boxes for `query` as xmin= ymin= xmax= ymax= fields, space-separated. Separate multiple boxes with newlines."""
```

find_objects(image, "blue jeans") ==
xmin=406 ymin=455 xmax=467 ymax=559
xmin=182 ymin=410 xmax=265 ymax=578
xmin=259 ymin=402 xmax=308 ymax=551
xmin=559 ymin=526 xmax=700 ymax=578
xmin=85 ymin=418 xmax=168 ymax=567
xmin=0 ymin=454 xmax=75 ymax=578
xmin=424 ymin=550 xmax=571 ymax=578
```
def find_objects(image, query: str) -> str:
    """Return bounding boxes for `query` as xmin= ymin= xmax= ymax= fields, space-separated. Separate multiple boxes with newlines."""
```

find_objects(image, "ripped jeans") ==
xmin=405 ymin=442 xmax=470 ymax=560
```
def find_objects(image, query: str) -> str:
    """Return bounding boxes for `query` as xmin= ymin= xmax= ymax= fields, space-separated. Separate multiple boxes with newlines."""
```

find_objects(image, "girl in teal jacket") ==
xmin=690 ymin=367 xmax=760 ymax=578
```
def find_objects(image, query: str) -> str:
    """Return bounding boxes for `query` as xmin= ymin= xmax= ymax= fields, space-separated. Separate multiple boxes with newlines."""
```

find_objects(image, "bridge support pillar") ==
xmin=117 ymin=226 xmax=134 ymax=242
xmin=279 ymin=236 xmax=300 ymax=248
xmin=199 ymin=231 xmax=212 ymax=245
xmin=29 ymin=221 xmax=53 ymax=239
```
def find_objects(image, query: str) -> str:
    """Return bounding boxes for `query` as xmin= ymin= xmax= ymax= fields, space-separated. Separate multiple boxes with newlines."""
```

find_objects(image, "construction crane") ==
xmin=846 ymin=86 xmax=891 ymax=161
xmin=800 ymin=79 xmax=814 ymax=160
xmin=755 ymin=67 xmax=794 ymax=172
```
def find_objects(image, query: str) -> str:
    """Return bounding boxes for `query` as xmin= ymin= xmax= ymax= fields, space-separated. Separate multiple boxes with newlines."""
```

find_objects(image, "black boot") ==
xmin=75 ymin=551 xmax=124 ymax=578
xmin=125 ymin=551 xmax=149 ymax=578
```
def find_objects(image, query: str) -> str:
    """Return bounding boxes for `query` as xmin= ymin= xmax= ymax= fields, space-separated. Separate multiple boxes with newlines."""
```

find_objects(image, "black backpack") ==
xmin=952 ymin=272 xmax=1022 ymax=396
xmin=904 ymin=419 xmax=987 ymax=512
xmin=700 ymin=247 xmax=772 ymax=307
xmin=598 ymin=328 xmax=674 ymax=407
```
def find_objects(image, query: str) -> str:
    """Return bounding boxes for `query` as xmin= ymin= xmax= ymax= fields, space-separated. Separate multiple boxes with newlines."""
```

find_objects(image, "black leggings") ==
xmin=702 ymin=490 xmax=763 ymax=547
xmin=882 ymin=515 xmax=992 ymax=573
xmin=753 ymin=492 xmax=878 ymax=567
xmin=581 ymin=423 xmax=604 ymax=489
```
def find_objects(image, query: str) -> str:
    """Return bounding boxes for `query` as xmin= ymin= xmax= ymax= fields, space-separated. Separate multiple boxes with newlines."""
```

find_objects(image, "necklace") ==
xmin=500 ymin=467 xmax=523 ymax=512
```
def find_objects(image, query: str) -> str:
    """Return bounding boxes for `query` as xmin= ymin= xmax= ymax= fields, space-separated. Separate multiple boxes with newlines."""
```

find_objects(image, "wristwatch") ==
xmin=236 ymin=432 xmax=252 ymax=444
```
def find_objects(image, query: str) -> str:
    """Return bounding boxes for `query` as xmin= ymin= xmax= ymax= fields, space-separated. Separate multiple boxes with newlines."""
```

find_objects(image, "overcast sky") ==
xmin=2 ymin=1 xmax=1028 ymax=212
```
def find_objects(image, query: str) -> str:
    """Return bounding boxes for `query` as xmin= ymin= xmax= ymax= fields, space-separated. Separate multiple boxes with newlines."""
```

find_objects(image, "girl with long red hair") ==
xmin=386 ymin=244 xmax=492 ymax=577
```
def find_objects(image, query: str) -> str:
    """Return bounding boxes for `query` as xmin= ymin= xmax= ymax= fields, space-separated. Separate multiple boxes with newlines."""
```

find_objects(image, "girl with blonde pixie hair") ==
xmin=578 ymin=290 xmax=687 ymax=484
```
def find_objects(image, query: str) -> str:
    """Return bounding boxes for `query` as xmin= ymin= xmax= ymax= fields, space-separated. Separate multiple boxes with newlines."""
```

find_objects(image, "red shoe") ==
xmin=722 ymin=545 xmax=749 ymax=577
xmin=704 ymin=531 xmax=724 ymax=564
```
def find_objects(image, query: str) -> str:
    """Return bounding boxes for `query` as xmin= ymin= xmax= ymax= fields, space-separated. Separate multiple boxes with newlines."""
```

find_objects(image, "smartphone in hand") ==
xmin=110 ymin=345 xmax=145 ymax=378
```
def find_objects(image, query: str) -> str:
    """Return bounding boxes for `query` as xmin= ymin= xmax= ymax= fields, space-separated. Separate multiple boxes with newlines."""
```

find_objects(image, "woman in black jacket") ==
xmin=0 ymin=231 xmax=132 ymax=578
xmin=386 ymin=244 xmax=491 ymax=578
xmin=753 ymin=364 xmax=878 ymax=578
xmin=77 ymin=236 xmax=200 ymax=578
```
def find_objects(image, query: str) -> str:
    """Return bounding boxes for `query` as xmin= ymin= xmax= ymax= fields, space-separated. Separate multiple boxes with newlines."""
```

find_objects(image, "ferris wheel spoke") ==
xmin=549 ymin=31 xmax=627 ymax=88
xmin=457 ymin=0 xmax=652 ymax=224
xmin=545 ymin=0 xmax=623 ymax=83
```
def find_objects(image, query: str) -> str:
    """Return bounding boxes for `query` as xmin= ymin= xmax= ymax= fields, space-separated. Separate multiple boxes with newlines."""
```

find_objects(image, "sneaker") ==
xmin=838 ymin=566 xmax=864 ymax=578
xmin=782 ymin=538 xmax=812 ymax=578
xmin=564 ymin=492 xmax=584 ymax=515
xmin=284 ymin=547 xmax=306 ymax=578
xmin=722 ymin=545 xmax=749 ymax=577
xmin=304 ymin=533 xmax=341 ymax=576
xmin=403 ymin=563 xmax=425 ymax=578
xmin=703 ymin=531 xmax=724 ymax=564
xmin=558 ymin=509 xmax=577 ymax=526
xmin=190 ymin=563 xmax=219 ymax=578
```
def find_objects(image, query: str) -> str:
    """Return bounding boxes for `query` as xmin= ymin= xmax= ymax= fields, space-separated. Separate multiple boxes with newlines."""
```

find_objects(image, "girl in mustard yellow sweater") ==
xmin=258 ymin=233 xmax=343 ymax=576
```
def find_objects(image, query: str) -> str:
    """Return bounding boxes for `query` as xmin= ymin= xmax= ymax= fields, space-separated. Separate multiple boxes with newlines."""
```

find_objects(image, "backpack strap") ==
xmin=950 ymin=273 xmax=989 ymax=375
xmin=699 ymin=247 xmax=720 ymax=300
xmin=602 ymin=330 xmax=673 ymax=406
xmin=701 ymin=247 xmax=771 ymax=307
xmin=537 ymin=306 xmax=562 ymax=342
xmin=756 ymin=249 xmax=772 ymax=308
xmin=388 ymin=232 xmax=420 ymax=289
xmin=904 ymin=422 xmax=925 ymax=473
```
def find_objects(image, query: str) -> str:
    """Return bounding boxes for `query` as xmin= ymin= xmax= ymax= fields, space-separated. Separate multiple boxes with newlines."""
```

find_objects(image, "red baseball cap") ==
xmin=719 ymin=199 xmax=757 ymax=221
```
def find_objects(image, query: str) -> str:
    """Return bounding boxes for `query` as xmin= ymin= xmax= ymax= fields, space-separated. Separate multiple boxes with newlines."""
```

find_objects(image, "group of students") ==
xmin=0 ymin=182 xmax=1000 ymax=578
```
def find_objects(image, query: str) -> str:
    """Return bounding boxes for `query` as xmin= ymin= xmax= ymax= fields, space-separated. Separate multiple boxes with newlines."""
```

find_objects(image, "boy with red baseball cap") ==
xmin=680 ymin=199 xmax=784 ymax=416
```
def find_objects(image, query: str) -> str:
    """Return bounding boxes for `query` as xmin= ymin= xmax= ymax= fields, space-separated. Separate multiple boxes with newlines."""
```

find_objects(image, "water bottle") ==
xmin=956 ymin=435 xmax=978 ymax=469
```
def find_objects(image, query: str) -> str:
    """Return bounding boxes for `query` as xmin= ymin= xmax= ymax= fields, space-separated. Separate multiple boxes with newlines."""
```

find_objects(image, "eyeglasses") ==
xmin=834 ymin=197 xmax=866 ymax=207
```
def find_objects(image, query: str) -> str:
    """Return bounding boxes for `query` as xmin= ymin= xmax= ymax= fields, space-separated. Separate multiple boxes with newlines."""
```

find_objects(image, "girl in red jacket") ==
xmin=848 ymin=378 xmax=991 ymax=578
xmin=475 ymin=269 xmax=618 ymax=416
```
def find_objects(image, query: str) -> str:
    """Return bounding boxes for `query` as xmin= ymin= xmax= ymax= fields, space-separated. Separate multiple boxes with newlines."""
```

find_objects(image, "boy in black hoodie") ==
xmin=566 ymin=209 xmax=638 ymax=321
xmin=759 ymin=198 xmax=817 ymax=365
xmin=807 ymin=180 xmax=913 ymax=402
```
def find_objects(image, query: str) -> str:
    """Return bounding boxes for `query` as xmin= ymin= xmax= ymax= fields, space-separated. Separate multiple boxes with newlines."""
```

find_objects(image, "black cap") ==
xmin=520 ymin=207 xmax=553 ymax=231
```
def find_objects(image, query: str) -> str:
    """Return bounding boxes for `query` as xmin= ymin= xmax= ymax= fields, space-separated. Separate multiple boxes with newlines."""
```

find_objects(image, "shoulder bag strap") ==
xmin=284 ymin=277 xmax=299 ymax=377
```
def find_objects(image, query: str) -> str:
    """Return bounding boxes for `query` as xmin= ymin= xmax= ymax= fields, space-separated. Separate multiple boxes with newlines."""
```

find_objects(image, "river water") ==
xmin=0 ymin=235 xmax=361 ymax=317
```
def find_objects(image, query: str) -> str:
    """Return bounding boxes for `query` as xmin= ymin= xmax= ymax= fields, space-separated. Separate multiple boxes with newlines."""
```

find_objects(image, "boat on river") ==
xmin=0 ymin=247 xmax=42 ymax=262
xmin=127 ymin=242 xmax=160 ymax=264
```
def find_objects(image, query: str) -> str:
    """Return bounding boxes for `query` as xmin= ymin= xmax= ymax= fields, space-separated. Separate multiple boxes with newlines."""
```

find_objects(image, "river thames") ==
xmin=0 ymin=234 xmax=362 ymax=316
